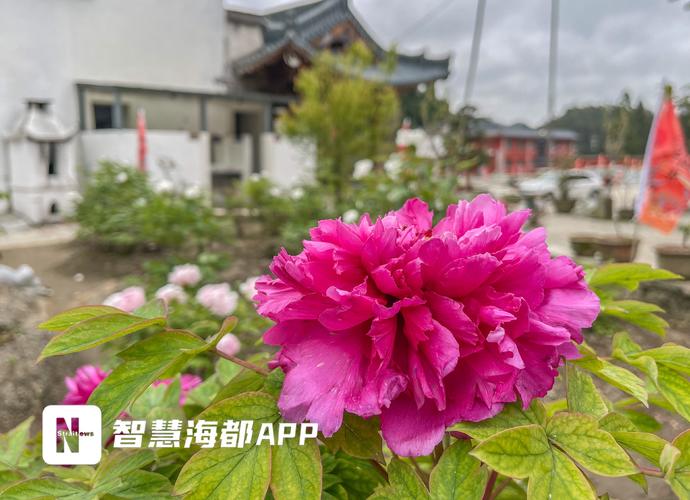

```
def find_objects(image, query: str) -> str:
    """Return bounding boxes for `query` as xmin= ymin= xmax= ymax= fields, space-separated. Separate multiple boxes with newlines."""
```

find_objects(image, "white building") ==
xmin=0 ymin=0 xmax=448 ymax=224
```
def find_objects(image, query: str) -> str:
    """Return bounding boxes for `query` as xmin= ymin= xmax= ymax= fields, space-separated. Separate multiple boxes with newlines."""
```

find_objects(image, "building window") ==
xmin=93 ymin=103 xmax=129 ymax=129
xmin=93 ymin=104 xmax=113 ymax=129
xmin=47 ymin=143 xmax=58 ymax=176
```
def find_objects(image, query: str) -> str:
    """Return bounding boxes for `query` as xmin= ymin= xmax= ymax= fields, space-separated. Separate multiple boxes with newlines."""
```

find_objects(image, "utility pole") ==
xmin=463 ymin=0 xmax=487 ymax=106
xmin=546 ymin=0 xmax=559 ymax=167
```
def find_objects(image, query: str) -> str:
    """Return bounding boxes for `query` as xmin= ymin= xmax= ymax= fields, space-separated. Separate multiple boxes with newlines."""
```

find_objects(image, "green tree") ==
xmin=279 ymin=41 xmax=400 ymax=203
xmin=417 ymin=86 xmax=486 ymax=187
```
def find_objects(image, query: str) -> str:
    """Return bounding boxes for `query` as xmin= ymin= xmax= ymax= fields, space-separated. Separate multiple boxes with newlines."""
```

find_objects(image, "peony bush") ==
xmin=2 ymin=195 xmax=690 ymax=500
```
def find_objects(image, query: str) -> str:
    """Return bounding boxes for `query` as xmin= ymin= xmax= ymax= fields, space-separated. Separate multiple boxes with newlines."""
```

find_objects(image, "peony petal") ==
xmin=381 ymin=394 xmax=447 ymax=457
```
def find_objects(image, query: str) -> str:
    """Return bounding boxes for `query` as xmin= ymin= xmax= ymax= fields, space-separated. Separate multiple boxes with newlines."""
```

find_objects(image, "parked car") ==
xmin=517 ymin=169 xmax=604 ymax=201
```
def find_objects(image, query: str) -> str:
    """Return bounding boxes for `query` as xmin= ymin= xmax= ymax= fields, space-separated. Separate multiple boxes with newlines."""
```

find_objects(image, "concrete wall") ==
xmin=80 ymin=130 xmax=211 ymax=191
xmin=260 ymin=133 xmax=315 ymax=188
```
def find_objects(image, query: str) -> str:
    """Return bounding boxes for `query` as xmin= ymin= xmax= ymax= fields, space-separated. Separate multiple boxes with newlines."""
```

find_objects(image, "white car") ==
xmin=517 ymin=170 xmax=603 ymax=201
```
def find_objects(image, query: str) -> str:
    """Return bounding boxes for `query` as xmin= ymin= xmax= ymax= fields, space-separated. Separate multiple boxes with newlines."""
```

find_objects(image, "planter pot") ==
xmin=656 ymin=245 xmax=690 ymax=278
xmin=596 ymin=237 xmax=639 ymax=263
xmin=554 ymin=197 xmax=576 ymax=214
xmin=570 ymin=234 xmax=600 ymax=257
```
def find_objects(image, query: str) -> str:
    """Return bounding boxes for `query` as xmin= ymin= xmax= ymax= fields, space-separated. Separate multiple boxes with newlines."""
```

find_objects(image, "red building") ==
xmin=475 ymin=122 xmax=578 ymax=174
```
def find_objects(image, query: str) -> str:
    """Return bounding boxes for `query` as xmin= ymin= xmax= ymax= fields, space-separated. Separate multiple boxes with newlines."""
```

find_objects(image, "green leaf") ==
xmin=387 ymin=458 xmax=429 ymax=499
xmin=639 ymin=344 xmax=690 ymax=377
xmin=527 ymin=448 xmax=596 ymax=500
xmin=175 ymin=445 xmax=271 ymax=500
xmin=611 ymin=432 xmax=668 ymax=465
xmin=566 ymin=363 xmax=609 ymax=418
xmin=598 ymin=413 xmax=638 ymax=433
xmin=93 ymin=449 xmax=156 ymax=485
xmin=429 ymin=440 xmax=488 ymax=500
xmin=0 ymin=417 xmax=33 ymax=468
xmin=262 ymin=368 xmax=285 ymax=398
xmin=661 ymin=443 xmax=682 ymax=475
xmin=602 ymin=299 xmax=669 ymax=336
xmin=656 ymin=366 xmax=690 ymax=422
xmin=616 ymin=409 xmax=662 ymax=433
xmin=216 ymin=358 xmax=243 ymax=385
xmin=454 ymin=401 xmax=546 ymax=441
xmin=612 ymin=332 xmax=643 ymax=357
xmin=588 ymin=263 xmax=680 ymax=291
xmin=212 ymin=369 xmax=265 ymax=404
xmin=673 ymin=429 xmax=690 ymax=470
xmin=0 ymin=479 xmax=91 ymax=500
xmin=199 ymin=391 xmax=280 ymax=425
xmin=545 ymin=413 xmax=637 ymax=477
xmin=270 ymin=436 xmax=321 ymax=500
xmin=39 ymin=313 xmax=166 ymax=359
xmin=325 ymin=451 xmax=385 ymax=499
xmin=89 ymin=330 xmax=205 ymax=428
xmin=575 ymin=354 xmax=648 ymax=406
xmin=132 ymin=299 xmax=167 ymax=319
xmin=95 ymin=470 xmax=171 ymax=498
xmin=470 ymin=425 xmax=550 ymax=479
xmin=38 ymin=305 xmax=122 ymax=331
xmin=323 ymin=413 xmax=384 ymax=461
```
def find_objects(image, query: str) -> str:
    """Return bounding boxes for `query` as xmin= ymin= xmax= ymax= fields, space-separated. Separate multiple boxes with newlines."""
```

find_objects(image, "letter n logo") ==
xmin=42 ymin=405 xmax=102 ymax=465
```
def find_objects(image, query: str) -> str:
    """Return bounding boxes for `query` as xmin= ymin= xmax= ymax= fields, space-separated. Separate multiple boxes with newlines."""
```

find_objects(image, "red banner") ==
xmin=137 ymin=109 xmax=147 ymax=172
xmin=637 ymin=96 xmax=690 ymax=233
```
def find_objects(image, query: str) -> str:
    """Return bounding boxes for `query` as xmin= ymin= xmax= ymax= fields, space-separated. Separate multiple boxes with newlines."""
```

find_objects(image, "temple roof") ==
xmin=226 ymin=0 xmax=451 ymax=87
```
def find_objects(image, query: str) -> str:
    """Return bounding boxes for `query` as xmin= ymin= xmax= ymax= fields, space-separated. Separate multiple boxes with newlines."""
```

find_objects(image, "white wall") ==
xmin=212 ymin=134 xmax=252 ymax=177
xmin=260 ymin=133 xmax=315 ymax=188
xmin=80 ymin=130 xmax=211 ymax=191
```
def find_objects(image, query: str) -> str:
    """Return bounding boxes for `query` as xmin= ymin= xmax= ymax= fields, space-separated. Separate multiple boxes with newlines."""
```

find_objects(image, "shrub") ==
xmin=76 ymin=162 xmax=220 ymax=251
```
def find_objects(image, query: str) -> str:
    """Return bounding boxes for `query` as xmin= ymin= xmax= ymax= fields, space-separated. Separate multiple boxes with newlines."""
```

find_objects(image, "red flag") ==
xmin=136 ymin=108 xmax=147 ymax=172
xmin=636 ymin=92 xmax=690 ymax=233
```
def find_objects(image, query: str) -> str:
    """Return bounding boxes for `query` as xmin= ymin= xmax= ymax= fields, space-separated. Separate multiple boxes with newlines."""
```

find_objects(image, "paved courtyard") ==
xmin=541 ymin=212 xmax=685 ymax=266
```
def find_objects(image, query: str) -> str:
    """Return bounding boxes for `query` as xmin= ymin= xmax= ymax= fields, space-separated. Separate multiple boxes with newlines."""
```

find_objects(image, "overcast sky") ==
xmin=225 ymin=0 xmax=690 ymax=126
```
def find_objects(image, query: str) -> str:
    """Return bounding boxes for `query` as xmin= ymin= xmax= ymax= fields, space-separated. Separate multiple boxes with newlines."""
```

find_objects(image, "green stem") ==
xmin=214 ymin=348 xmax=269 ymax=375
xmin=639 ymin=465 xmax=664 ymax=478
xmin=370 ymin=459 xmax=388 ymax=481
xmin=482 ymin=471 xmax=498 ymax=500
xmin=489 ymin=479 xmax=510 ymax=500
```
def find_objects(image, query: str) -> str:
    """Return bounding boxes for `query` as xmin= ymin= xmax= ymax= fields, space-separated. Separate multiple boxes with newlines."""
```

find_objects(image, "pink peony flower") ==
xmin=196 ymin=283 xmax=239 ymax=317
xmin=153 ymin=374 xmax=202 ymax=405
xmin=103 ymin=286 xmax=146 ymax=313
xmin=155 ymin=283 xmax=188 ymax=305
xmin=217 ymin=333 xmax=242 ymax=357
xmin=62 ymin=365 xmax=108 ymax=405
xmin=168 ymin=264 xmax=202 ymax=287
xmin=256 ymin=195 xmax=600 ymax=456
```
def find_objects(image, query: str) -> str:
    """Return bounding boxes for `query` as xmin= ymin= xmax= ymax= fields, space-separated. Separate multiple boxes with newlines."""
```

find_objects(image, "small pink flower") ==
xmin=217 ymin=333 xmax=241 ymax=357
xmin=196 ymin=283 xmax=239 ymax=317
xmin=239 ymin=276 xmax=260 ymax=301
xmin=62 ymin=365 xmax=108 ymax=405
xmin=103 ymin=286 xmax=146 ymax=313
xmin=155 ymin=284 xmax=188 ymax=305
xmin=153 ymin=374 xmax=202 ymax=405
xmin=168 ymin=264 xmax=202 ymax=287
